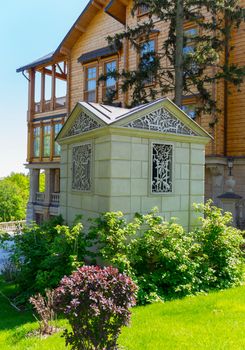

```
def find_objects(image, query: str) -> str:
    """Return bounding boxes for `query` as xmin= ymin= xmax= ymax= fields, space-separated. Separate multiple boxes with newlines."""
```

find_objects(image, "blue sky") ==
xmin=0 ymin=0 xmax=88 ymax=177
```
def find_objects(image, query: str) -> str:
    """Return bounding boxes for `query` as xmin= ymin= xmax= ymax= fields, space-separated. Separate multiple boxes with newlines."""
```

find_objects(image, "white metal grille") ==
xmin=72 ymin=143 xmax=92 ymax=191
xmin=152 ymin=143 xmax=173 ymax=193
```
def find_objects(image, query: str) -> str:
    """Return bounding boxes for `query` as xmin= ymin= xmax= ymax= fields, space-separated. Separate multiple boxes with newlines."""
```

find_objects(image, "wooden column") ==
xmin=122 ymin=38 xmax=129 ymax=107
xmin=27 ymin=122 xmax=32 ymax=162
xmin=27 ymin=69 xmax=35 ymax=120
xmin=27 ymin=69 xmax=35 ymax=162
xmin=41 ymin=69 xmax=45 ymax=112
xmin=50 ymin=120 xmax=54 ymax=161
xmin=66 ymin=58 xmax=71 ymax=115
xmin=51 ymin=64 xmax=56 ymax=110
xmin=39 ymin=122 xmax=44 ymax=161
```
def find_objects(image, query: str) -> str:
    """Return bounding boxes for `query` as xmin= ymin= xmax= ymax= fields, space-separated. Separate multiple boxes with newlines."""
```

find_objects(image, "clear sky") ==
xmin=0 ymin=0 xmax=88 ymax=178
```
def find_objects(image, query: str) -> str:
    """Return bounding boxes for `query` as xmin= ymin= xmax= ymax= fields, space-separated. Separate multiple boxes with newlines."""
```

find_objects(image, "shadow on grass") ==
xmin=0 ymin=277 xmax=34 ymax=332
xmin=0 ymin=277 xmax=66 ymax=348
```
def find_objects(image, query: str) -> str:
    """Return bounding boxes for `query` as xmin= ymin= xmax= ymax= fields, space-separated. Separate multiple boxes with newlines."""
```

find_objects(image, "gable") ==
xmin=122 ymin=106 xmax=197 ymax=136
xmin=65 ymin=112 xmax=103 ymax=138
xmin=57 ymin=98 xmax=211 ymax=142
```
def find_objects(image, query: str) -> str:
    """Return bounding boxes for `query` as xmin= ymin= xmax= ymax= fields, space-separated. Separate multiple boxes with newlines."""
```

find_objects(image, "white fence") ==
xmin=0 ymin=220 xmax=26 ymax=233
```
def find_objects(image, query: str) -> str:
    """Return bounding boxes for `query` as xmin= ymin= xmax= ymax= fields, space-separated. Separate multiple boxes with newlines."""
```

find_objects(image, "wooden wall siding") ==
xmin=28 ymin=0 xmax=244 ymax=162
xmin=227 ymin=2 xmax=245 ymax=156
xmin=69 ymin=10 xmax=124 ymax=110
xmin=124 ymin=1 xmax=226 ymax=156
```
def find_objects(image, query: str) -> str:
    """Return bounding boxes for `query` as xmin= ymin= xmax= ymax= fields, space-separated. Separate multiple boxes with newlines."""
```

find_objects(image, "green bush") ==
xmin=193 ymin=201 xmax=244 ymax=290
xmin=2 ymin=216 xmax=89 ymax=303
xmin=90 ymin=203 xmax=244 ymax=304
xmin=2 ymin=201 xmax=244 ymax=306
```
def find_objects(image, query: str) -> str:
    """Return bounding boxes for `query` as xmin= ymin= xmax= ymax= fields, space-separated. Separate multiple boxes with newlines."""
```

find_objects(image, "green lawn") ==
xmin=1 ymin=278 xmax=245 ymax=349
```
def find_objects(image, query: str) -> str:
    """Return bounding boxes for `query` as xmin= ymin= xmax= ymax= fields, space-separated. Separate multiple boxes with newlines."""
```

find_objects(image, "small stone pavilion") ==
xmin=57 ymin=98 xmax=211 ymax=229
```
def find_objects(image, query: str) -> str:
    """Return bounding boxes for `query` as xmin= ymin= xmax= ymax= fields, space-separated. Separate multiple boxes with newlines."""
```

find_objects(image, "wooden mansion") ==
xmin=17 ymin=0 xmax=245 ymax=227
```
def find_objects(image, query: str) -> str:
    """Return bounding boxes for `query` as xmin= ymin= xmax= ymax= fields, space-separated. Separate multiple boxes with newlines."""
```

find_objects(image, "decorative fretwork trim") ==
xmin=123 ymin=107 xmax=197 ymax=136
xmin=72 ymin=143 xmax=92 ymax=192
xmin=66 ymin=112 xmax=101 ymax=137
xmin=151 ymin=143 xmax=173 ymax=193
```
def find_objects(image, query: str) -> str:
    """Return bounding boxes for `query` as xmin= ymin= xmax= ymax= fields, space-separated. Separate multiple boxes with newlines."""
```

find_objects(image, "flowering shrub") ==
xmin=54 ymin=266 xmax=137 ymax=350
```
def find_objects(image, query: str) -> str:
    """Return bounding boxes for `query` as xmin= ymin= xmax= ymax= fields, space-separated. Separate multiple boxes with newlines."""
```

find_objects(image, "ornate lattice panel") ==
xmin=72 ymin=143 xmax=92 ymax=191
xmin=66 ymin=112 xmax=101 ymax=137
xmin=152 ymin=143 xmax=173 ymax=193
xmin=124 ymin=108 xmax=196 ymax=136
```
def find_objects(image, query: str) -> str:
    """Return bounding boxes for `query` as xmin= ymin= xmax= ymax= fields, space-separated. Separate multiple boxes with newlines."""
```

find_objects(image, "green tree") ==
xmin=101 ymin=0 xmax=245 ymax=114
xmin=0 ymin=173 xmax=29 ymax=222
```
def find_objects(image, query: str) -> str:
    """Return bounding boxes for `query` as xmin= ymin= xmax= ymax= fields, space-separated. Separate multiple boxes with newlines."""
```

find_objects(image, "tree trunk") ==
xmin=174 ymin=0 xmax=184 ymax=107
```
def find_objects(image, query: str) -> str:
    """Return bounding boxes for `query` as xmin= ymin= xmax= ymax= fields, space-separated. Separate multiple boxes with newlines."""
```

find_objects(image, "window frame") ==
xmin=42 ymin=124 xmax=51 ymax=158
xmin=138 ymin=34 xmax=158 ymax=87
xmin=181 ymin=95 xmax=198 ymax=120
xmin=83 ymin=63 xmax=98 ymax=103
xmin=33 ymin=125 xmax=41 ymax=158
xmin=53 ymin=122 xmax=63 ymax=157
xmin=183 ymin=23 xmax=199 ymax=73
xmin=137 ymin=4 xmax=150 ymax=17
xmin=102 ymin=56 xmax=119 ymax=102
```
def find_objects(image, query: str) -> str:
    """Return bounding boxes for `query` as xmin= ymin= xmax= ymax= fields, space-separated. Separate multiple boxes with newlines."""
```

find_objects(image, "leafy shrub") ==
xmin=90 ymin=204 xmax=244 ymax=304
xmin=3 ymin=216 xmax=89 ymax=303
xmin=54 ymin=265 xmax=137 ymax=350
xmin=193 ymin=201 xmax=244 ymax=290
xmin=128 ymin=215 xmax=200 ymax=303
xmin=30 ymin=289 xmax=57 ymax=335
xmin=88 ymin=211 xmax=139 ymax=273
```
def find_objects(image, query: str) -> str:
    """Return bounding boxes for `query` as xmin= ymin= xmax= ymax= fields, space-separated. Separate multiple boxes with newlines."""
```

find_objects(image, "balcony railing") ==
xmin=51 ymin=193 xmax=60 ymax=206
xmin=34 ymin=96 xmax=66 ymax=114
xmin=35 ymin=192 xmax=60 ymax=206
xmin=36 ymin=192 xmax=45 ymax=203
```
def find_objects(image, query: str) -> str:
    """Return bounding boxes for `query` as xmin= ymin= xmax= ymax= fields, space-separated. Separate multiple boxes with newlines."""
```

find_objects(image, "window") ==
xmin=183 ymin=26 xmax=198 ymax=55
xmin=182 ymin=96 xmax=197 ymax=119
xmin=151 ymin=143 xmax=173 ymax=194
xmin=33 ymin=126 xmax=40 ymax=157
xmin=183 ymin=25 xmax=199 ymax=75
xmin=137 ymin=4 xmax=149 ymax=16
xmin=140 ymin=39 xmax=156 ymax=85
xmin=84 ymin=65 xmax=97 ymax=102
xmin=43 ymin=125 xmax=51 ymax=157
xmin=103 ymin=59 xmax=117 ymax=101
xmin=182 ymin=104 xmax=197 ymax=119
xmin=54 ymin=123 xmax=62 ymax=156
xmin=72 ymin=143 xmax=92 ymax=191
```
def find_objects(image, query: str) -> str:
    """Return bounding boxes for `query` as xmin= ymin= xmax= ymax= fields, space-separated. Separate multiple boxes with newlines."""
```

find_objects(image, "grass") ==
xmin=0 ymin=278 xmax=245 ymax=349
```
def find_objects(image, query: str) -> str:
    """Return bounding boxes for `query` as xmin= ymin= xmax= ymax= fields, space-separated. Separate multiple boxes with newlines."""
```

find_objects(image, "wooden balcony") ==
xmin=34 ymin=96 xmax=67 ymax=114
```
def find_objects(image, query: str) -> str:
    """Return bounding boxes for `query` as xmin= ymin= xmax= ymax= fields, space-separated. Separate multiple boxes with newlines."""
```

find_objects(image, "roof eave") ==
xmin=16 ymin=52 xmax=55 ymax=73
xmin=105 ymin=0 xmax=127 ymax=25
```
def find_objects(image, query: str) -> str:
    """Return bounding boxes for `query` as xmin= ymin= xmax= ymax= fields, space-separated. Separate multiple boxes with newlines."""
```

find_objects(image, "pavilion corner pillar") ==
xmin=26 ymin=169 xmax=40 ymax=223
xmin=206 ymin=164 xmax=225 ymax=206
xmin=43 ymin=169 xmax=55 ymax=220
